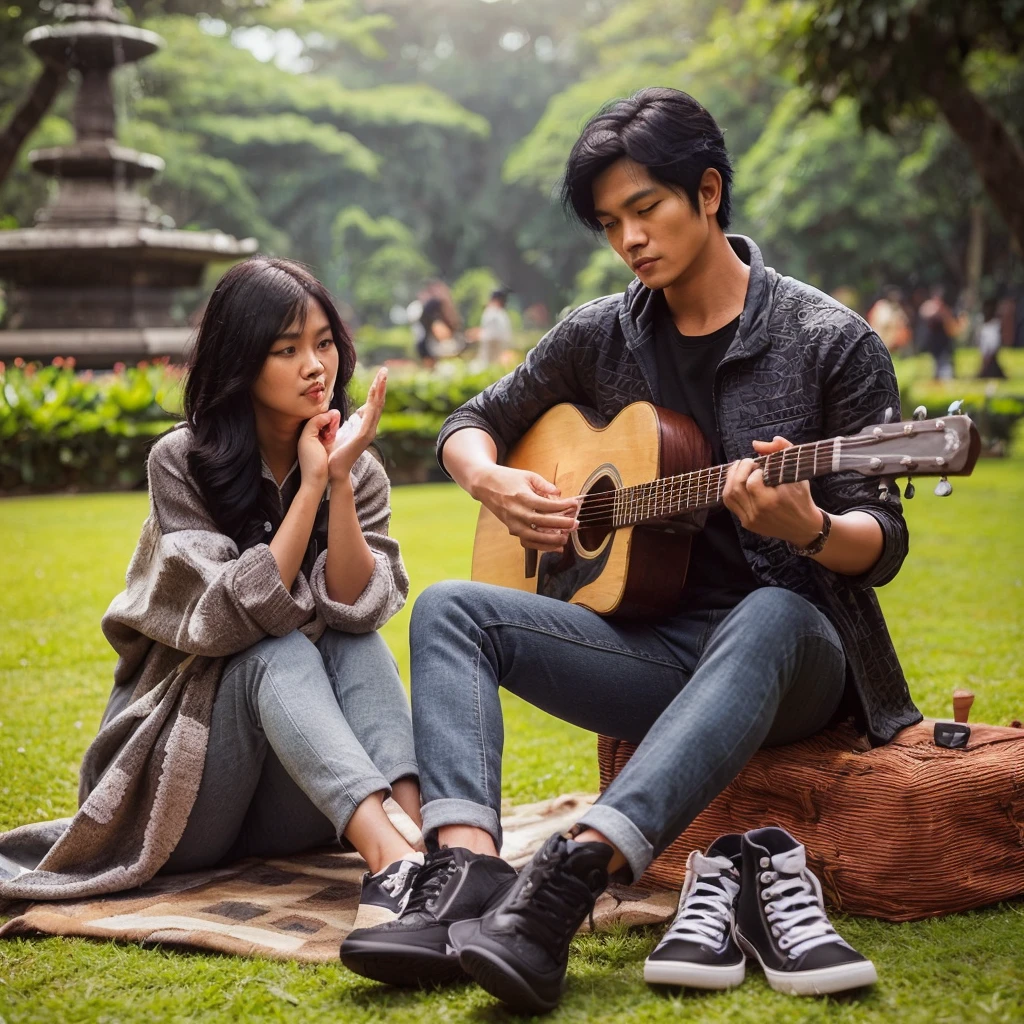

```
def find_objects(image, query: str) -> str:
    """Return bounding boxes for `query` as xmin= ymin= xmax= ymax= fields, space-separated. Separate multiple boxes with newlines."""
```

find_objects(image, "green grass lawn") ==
xmin=1 ymin=462 xmax=1023 ymax=1023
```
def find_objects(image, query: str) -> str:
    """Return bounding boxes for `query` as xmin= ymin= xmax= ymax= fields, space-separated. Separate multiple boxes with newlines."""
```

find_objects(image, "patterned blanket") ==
xmin=0 ymin=794 xmax=677 ymax=962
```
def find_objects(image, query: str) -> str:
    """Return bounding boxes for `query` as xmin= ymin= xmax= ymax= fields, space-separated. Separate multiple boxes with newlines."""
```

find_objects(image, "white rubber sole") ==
xmin=643 ymin=957 xmax=746 ymax=990
xmin=736 ymin=931 xmax=878 ymax=996
xmin=350 ymin=902 xmax=399 ymax=931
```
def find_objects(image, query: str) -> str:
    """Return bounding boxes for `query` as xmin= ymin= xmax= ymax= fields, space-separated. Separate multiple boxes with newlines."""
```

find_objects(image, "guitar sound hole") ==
xmin=577 ymin=473 xmax=615 ymax=554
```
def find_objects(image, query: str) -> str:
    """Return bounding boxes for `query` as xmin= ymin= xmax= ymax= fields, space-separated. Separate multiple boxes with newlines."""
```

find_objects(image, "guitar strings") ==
xmin=572 ymin=454 xmax=919 ymax=524
xmin=572 ymin=452 xmax=911 ymax=523
xmin=568 ymin=433 xmax=935 ymax=526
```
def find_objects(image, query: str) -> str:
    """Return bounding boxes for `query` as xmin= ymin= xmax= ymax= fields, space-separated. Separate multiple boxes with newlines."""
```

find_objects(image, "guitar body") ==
xmin=471 ymin=403 xmax=711 ymax=617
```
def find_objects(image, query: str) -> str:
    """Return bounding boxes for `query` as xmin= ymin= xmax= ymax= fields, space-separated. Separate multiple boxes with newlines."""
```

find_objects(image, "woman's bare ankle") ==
xmin=344 ymin=792 xmax=417 ymax=874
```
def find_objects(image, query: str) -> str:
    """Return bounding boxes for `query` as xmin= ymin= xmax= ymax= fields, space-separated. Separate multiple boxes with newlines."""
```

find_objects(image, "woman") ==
xmin=0 ymin=258 xmax=422 ymax=926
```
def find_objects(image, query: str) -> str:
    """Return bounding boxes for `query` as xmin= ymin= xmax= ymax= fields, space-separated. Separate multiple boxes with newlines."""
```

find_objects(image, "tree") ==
xmin=783 ymin=0 xmax=1024 ymax=254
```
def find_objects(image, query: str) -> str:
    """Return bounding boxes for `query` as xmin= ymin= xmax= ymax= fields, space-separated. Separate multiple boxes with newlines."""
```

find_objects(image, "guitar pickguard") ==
xmin=536 ymin=539 xmax=613 ymax=603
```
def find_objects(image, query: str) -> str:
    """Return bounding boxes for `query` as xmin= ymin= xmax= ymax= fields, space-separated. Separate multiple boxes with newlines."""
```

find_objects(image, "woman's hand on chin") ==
xmin=298 ymin=409 xmax=341 ymax=492
xmin=327 ymin=367 xmax=388 ymax=486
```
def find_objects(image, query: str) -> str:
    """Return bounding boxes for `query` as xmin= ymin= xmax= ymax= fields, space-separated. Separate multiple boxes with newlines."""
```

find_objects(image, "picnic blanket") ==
xmin=0 ymin=794 xmax=677 ymax=962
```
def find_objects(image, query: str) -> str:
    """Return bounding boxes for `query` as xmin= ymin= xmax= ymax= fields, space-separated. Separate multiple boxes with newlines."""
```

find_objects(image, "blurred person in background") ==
xmin=918 ymin=285 xmax=957 ymax=380
xmin=977 ymin=297 xmax=1006 ymax=379
xmin=415 ymin=281 xmax=464 ymax=367
xmin=473 ymin=288 xmax=513 ymax=367
xmin=867 ymin=287 xmax=911 ymax=355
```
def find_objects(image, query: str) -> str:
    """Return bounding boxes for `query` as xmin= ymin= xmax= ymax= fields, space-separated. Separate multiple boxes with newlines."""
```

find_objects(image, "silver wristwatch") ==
xmin=787 ymin=510 xmax=832 ymax=557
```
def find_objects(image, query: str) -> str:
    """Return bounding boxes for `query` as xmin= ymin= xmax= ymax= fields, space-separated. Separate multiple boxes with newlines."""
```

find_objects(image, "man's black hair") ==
xmin=560 ymin=87 xmax=733 ymax=231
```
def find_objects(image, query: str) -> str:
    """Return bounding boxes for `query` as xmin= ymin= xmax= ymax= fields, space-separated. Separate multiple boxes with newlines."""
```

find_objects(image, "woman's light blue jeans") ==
xmin=163 ymin=628 xmax=417 ymax=872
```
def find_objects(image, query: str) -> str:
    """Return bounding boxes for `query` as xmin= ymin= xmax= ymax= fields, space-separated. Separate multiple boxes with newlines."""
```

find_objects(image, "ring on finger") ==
xmin=530 ymin=521 xmax=538 ymax=531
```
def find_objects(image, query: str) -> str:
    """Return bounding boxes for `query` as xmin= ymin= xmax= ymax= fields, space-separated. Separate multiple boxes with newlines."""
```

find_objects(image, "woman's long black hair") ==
xmin=183 ymin=257 xmax=357 ymax=549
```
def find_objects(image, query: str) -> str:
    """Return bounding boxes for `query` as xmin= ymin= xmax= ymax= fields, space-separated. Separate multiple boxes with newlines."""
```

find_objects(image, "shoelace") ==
xmin=401 ymin=853 xmax=458 ymax=918
xmin=507 ymin=845 xmax=596 ymax=945
xmin=379 ymin=860 xmax=418 ymax=904
xmin=760 ymin=868 xmax=845 ymax=958
xmin=661 ymin=868 xmax=739 ymax=949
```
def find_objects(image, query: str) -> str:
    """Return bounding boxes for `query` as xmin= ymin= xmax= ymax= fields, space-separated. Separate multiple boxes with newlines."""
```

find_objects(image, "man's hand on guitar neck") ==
xmin=723 ymin=435 xmax=884 ymax=576
xmin=442 ymin=427 xmax=581 ymax=553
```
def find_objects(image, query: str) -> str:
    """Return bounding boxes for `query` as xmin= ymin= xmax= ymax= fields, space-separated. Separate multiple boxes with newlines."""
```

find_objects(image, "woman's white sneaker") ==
xmin=734 ymin=826 xmax=877 ymax=996
xmin=644 ymin=834 xmax=745 ymax=990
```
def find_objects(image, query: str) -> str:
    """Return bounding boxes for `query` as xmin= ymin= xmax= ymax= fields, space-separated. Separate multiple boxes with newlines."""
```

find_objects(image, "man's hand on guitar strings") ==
xmin=472 ymin=464 xmax=582 ymax=553
xmin=723 ymin=436 xmax=824 ymax=548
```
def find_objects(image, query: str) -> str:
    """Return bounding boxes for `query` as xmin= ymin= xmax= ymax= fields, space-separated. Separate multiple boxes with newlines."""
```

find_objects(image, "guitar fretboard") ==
xmin=581 ymin=436 xmax=843 ymax=527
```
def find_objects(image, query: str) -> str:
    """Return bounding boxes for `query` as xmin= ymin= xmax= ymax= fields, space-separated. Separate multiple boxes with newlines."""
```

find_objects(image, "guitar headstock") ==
xmin=842 ymin=403 xmax=981 ymax=497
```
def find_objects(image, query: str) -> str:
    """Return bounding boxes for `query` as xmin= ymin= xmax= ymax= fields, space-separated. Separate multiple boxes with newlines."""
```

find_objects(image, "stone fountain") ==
xmin=0 ymin=0 xmax=257 ymax=367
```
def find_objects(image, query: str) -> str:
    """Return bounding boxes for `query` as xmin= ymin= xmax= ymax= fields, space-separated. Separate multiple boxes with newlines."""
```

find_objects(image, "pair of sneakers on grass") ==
xmin=342 ymin=824 xmax=876 ymax=1013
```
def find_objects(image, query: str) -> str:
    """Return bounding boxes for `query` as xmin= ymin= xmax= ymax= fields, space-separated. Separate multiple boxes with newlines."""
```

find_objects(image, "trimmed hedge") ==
xmin=0 ymin=358 xmax=510 ymax=493
xmin=0 ymin=358 xmax=181 ymax=493
xmin=2 ymin=351 xmax=1022 ymax=494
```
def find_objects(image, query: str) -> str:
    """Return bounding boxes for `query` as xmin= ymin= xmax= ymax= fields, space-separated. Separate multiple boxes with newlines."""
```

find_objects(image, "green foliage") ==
xmin=0 ymin=359 xmax=181 ymax=492
xmin=332 ymin=206 xmax=436 ymax=321
xmin=736 ymin=93 xmax=955 ymax=295
xmin=784 ymin=0 xmax=1024 ymax=131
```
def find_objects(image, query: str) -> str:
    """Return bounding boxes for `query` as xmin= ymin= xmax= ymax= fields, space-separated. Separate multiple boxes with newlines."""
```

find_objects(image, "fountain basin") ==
xmin=30 ymin=141 xmax=164 ymax=181
xmin=25 ymin=21 xmax=162 ymax=69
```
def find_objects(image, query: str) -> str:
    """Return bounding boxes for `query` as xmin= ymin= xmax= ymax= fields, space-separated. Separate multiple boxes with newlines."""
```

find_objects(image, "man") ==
xmin=343 ymin=87 xmax=917 ymax=1010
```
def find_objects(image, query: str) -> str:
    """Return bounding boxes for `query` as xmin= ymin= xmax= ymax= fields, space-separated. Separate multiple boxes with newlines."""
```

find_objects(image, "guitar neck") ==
xmin=597 ymin=437 xmax=844 ymax=527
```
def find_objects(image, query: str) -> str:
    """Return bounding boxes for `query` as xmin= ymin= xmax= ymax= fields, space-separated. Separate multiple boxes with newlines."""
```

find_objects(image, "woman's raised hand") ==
xmin=326 ymin=367 xmax=388 ymax=484
xmin=298 ymin=409 xmax=341 ymax=491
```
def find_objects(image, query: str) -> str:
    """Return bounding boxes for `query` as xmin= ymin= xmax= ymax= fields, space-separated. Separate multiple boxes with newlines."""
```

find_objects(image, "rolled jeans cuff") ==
xmin=333 ymin=772 xmax=392 ymax=841
xmin=420 ymin=797 xmax=502 ymax=853
xmin=383 ymin=760 xmax=420 ymax=786
xmin=576 ymin=803 xmax=653 ymax=883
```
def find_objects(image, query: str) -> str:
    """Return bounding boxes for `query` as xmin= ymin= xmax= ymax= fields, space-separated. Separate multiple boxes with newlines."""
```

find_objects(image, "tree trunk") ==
xmin=0 ymin=63 xmax=68 ymax=190
xmin=964 ymin=202 xmax=985 ymax=314
xmin=926 ymin=72 xmax=1024 ymax=258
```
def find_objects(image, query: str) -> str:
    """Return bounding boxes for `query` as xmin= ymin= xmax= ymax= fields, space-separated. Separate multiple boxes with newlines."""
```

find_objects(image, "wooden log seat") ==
xmin=597 ymin=720 xmax=1024 ymax=921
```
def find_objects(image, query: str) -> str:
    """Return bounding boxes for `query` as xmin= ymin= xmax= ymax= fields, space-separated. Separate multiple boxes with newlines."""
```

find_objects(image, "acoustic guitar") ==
xmin=470 ymin=402 xmax=980 ymax=618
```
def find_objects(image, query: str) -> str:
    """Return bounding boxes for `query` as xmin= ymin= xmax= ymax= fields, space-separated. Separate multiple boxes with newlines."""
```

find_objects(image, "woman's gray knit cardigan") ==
xmin=0 ymin=426 xmax=409 ymax=902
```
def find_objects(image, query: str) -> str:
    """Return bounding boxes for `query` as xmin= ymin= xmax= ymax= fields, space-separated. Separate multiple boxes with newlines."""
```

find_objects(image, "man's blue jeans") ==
xmin=410 ymin=582 xmax=846 ymax=882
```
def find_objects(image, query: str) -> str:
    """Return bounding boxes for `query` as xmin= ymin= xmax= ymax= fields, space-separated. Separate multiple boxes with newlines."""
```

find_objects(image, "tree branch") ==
xmin=0 ymin=63 xmax=68 ymax=190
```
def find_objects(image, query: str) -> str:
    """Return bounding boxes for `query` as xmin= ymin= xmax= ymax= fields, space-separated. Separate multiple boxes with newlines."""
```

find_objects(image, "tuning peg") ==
xmin=947 ymin=400 xmax=964 ymax=416
xmin=913 ymin=405 xmax=928 ymax=421
xmin=904 ymin=478 xmax=915 ymax=499
xmin=877 ymin=480 xmax=890 ymax=501
xmin=883 ymin=406 xmax=895 ymax=423
xmin=934 ymin=476 xmax=952 ymax=497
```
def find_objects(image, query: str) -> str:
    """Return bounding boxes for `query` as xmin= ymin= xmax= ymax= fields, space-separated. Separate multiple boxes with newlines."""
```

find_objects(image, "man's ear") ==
xmin=699 ymin=168 xmax=722 ymax=219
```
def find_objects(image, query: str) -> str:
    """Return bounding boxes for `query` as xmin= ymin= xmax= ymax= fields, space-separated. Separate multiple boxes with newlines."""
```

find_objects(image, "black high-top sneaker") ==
xmin=735 ymin=826 xmax=878 ymax=996
xmin=643 ymin=834 xmax=745 ymax=990
xmin=340 ymin=847 xmax=517 ymax=987
xmin=448 ymin=832 xmax=611 ymax=1014
xmin=351 ymin=853 xmax=424 ymax=930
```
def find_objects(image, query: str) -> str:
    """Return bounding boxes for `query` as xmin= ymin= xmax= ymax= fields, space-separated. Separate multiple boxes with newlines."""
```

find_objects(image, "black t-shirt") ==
xmin=652 ymin=295 xmax=759 ymax=610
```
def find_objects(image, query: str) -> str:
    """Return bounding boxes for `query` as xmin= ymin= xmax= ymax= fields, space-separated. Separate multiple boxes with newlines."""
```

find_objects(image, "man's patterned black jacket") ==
xmin=437 ymin=235 xmax=921 ymax=745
